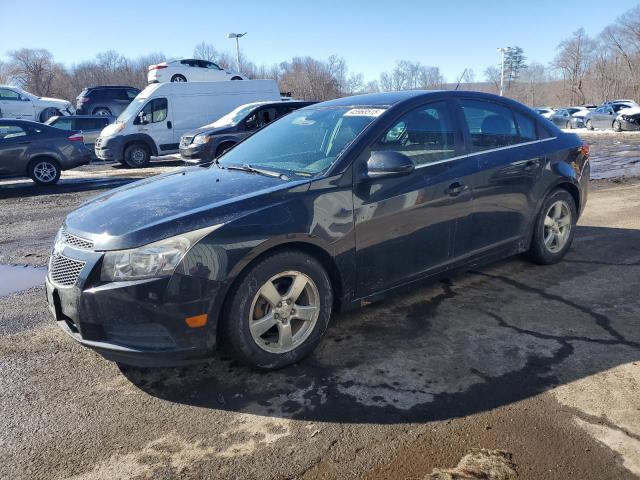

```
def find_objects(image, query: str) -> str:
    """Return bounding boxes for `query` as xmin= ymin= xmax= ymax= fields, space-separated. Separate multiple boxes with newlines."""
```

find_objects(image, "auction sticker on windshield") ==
xmin=344 ymin=108 xmax=386 ymax=117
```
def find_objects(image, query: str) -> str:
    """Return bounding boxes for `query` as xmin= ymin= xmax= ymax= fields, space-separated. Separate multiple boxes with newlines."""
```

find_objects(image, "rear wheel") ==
xmin=527 ymin=189 xmax=576 ymax=265
xmin=171 ymin=74 xmax=187 ymax=82
xmin=231 ymin=76 xmax=243 ymax=81
xmin=221 ymin=250 xmax=333 ymax=369
xmin=586 ymin=119 xmax=594 ymax=130
xmin=28 ymin=158 xmax=61 ymax=185
xmin=123 ymin=143 xmax=150 ymax=168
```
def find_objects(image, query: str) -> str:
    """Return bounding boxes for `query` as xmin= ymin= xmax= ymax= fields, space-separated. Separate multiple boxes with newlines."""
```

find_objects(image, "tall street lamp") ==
xmin=227 ymin=32 xmax=247 ymax=72
xmin=496 ymin=47 xmax=511 ymax=96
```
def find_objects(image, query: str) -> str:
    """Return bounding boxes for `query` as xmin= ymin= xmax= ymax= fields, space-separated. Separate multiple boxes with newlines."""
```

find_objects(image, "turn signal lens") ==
xmin=580 ymin=144 xmax=590 ymax=156
xmin=185 ymin=314 xmax=208 ymax=328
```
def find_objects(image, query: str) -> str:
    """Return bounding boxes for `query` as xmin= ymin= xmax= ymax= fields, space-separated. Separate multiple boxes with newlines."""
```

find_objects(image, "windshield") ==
xmin=117 ymin=97 xmax=146 ymax=123
xmin=218 ymin=107 xmax=384 ymax=176
xmin=207 ymin=103 xmax=263 ymax=128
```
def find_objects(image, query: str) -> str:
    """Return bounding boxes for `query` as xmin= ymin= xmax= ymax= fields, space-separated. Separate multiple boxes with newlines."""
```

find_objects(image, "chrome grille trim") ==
xmin=50 ymin=254 xmax=86 ymax=287
xmin=62 ymin=231 xmax=94 ymax=250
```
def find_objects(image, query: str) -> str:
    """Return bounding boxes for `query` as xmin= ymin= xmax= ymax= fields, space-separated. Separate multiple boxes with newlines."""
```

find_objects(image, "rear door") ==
xmin=0 ymin=123 xmax=32 ymax=176
xmin=457 ymin=98 xmax=545 ymax=253
xmin=353 ymin=100 xmax=476 ymax=296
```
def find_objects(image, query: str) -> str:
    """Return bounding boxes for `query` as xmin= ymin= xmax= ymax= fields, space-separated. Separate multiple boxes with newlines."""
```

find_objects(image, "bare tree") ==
xmin=193 ymin=42 xmax=220 ymax=62
xmin=7 ymin=48 xmax=60 ymax=96
xmin=553 ymin=28 xmax=596 ymax=105
xmin=483 ymin=65 xmax=501 ymax=93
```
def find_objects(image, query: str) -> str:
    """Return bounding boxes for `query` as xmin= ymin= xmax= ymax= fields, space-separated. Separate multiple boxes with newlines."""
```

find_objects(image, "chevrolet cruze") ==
xmin=46 ymin=91 xmax=590 ymax=369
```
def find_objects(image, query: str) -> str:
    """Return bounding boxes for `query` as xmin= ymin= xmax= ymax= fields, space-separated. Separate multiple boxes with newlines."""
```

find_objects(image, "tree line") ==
xmin=1 ymin=4 xmax=638 ymax=107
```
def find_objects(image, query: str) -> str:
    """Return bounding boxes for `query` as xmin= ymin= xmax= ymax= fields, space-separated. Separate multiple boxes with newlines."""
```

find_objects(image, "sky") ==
xmin=1 ymin=0 xmax=638 ymax=83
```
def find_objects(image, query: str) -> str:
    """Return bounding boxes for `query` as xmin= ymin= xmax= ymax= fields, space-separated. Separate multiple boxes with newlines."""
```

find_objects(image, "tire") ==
xmin=566 ymin=121 xmax=571 ymax=129
xmin=586 ymin=119 xmax=594 ymax=131
xmin=123 ymin=143 xmax=150 ymax=168
xmin=93 ymin=107 xmax=112 ymax=116
xmin=215 ymin=142 xmax=236 ymax=158
xmin=613 ymin=120 xmax=622 ymax=132
xmin=231 ymin=76 xmax=243 ymax=81
xmin=171 ymin=74 xmax=187 ymax=82
xmin=221 ymin=250 xmax=333 ymax=369
xmin=39 ymin=108 xmax=60 ymax=122
xmin=28 ymin=158 xmax=61 ymax=185
xmin=527 ymin=188 xmax=577 ymax=265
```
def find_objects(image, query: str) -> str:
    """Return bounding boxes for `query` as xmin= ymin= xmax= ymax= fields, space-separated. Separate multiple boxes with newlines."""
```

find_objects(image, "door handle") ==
xmin=524 ymin=160 xmax=540 ymax=171
xmin=446 ymin=182 xmax=467 ymax=196
xmin=167 ymin=121 xmax=172 ymax=129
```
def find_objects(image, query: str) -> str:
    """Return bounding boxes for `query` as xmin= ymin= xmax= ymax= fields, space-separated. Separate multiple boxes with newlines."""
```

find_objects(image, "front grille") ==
xmin=62 ymin=231 xmax=94 ymax=250
xmin=50 ymin=254 xmax=86 ymax=287
xmin=95 ymin=137 xmax=102 ymax=149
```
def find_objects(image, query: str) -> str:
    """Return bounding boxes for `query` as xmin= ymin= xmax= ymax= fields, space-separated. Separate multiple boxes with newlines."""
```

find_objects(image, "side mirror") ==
xmin=364 ymin=151 xmax=415 ymax=179
xmin=21 ymin=96 xmax=30 ymax=102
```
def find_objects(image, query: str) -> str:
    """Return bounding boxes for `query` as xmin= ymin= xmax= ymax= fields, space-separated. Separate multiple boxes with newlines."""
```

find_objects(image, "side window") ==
xmin=0 ymin=125 xmax=28 ymax=139
xmin=513 ymin=111 xmax=537 ymax=142
xmin=114 ymin=89 xmax=130 ymax=100
xmin=460 ymin=99 xmax=519 ymax=151
xmin=77 ymin=118 xmax=104 ymax=130
xmin=257 ymin=108 xmax=277 ymax=127
xmin=373 ymin=101 xmax=456 ymax=166
xmin=138 ymin=98 xmax=168 ymax=124
xmin=0 ymin=88 xmax=21 ymax=100
xmin=126 ymin=89 xmax=139 ymax=100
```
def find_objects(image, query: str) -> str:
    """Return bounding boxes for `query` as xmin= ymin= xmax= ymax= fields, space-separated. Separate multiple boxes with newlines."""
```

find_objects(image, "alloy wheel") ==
xmin=33 ymin=161 xmax=57 ymax=183
xmin=249 ymin=271 xmax=320 ymax=354
xmin=543 ymin=200 xmax=572 ymax=253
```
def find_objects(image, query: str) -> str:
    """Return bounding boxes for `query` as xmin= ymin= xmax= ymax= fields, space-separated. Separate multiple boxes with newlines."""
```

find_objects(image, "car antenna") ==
xmin=455 ymin=68 xmax=467 ymax=91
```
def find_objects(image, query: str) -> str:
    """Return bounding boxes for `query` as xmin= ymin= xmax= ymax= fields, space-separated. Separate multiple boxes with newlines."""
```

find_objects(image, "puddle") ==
xmin=0 ymin=264 xmax=47 ymax=297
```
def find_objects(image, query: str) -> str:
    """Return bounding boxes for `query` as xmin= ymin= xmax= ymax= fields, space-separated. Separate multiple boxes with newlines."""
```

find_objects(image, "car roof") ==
xmin=84 ymin=85 xmax=139 ymax=91
xmin=0 ymin=119 xmax=45 ymax=126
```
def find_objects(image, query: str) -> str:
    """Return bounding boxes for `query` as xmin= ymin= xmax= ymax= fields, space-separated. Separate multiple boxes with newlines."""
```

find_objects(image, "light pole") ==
xmin=227 ymin=32 xmax=247 ymax=72
xmin=496 ymin=47 xmax=512 ymax=96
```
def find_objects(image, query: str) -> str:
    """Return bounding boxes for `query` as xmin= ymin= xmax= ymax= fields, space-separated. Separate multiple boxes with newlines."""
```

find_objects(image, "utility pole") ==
xmin=497 ymin=47 xmax=511 ymax=96
xmin=227 ymin=32 xmax=247 ymax=72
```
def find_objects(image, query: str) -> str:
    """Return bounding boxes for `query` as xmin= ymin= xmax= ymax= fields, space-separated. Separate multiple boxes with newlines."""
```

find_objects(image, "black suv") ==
xmin=180 ymin=100 xmax=315 ymax=163
xmin=75 ymin=86 xmax=140 ymax=117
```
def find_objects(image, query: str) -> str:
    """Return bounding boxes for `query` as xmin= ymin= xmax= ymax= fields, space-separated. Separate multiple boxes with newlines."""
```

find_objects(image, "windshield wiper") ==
xmin=224 ymin=164 xmax=288 ymax=180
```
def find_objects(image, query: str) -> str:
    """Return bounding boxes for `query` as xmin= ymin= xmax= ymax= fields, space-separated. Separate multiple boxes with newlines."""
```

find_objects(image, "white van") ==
xmin=95 ymin=80 xmax=280 ymax=167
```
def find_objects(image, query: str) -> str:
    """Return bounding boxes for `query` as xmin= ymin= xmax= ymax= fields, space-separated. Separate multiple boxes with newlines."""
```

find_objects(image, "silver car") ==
xmin=45 ymin=115 xmax=115 ymax=152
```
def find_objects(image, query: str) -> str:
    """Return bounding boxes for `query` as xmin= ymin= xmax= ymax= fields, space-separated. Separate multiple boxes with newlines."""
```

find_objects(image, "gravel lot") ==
xmin=1 ymin=135 xmax=640 ymax=479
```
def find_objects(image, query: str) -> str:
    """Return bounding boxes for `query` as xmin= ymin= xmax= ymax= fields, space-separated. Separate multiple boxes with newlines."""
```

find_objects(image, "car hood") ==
xmin=184 ymin=125 xmax=235 ymax=138
xmin=618 ymin=106 xmax=640 ymax=117
xmin=36 ymin=97 xmax=70 ymax=107
xmin=63 ymin=166 xmax=310 ymax=250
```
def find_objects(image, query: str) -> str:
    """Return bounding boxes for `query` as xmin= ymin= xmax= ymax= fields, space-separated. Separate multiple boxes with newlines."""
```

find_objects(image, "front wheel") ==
xmin=613 ymin=120 xmax=622 ymax=132
xmin=93 ymin=108 xmax=111 ymax=116
xmin=527 ymin=189 xmax=577 ymax=265
xmin=28 ymin=158 xmax=61 ymax=185
xmin=222 ymin=251 xmax=333 ymax=369
xmin=586 ymin=119 xmax=594 ymax=130
xmin=39 ymin=108 xmax=60 ymax=122
xmin=123 ymin=143 xmax=150 ymax=168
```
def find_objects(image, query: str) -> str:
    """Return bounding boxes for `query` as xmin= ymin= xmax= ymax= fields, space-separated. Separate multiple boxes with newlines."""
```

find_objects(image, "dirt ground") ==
xmin=1 ymin=138 xmax=640 ymax=479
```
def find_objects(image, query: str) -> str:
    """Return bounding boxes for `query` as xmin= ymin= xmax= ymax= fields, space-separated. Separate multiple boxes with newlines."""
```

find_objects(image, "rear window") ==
xmin=0 ymin=125 xmax=28 ymax=139
xmin=76 ymin=118 xmax=109 ymax=130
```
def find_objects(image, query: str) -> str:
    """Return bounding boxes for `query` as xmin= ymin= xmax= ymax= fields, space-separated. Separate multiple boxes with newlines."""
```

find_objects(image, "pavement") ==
xmin=1 ymin=137 xmax=640 ymax=479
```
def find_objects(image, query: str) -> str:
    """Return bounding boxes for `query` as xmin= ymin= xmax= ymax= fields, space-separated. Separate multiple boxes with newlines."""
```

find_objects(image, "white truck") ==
xmin=0 ymin=85 xmax=74 ymax=122
xmin=95 ymin=80 xmax=281 ymax=167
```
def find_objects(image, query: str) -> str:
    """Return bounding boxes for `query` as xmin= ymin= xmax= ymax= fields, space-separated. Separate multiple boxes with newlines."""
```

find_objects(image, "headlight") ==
xmin=100 ymin=225 xmax=222 ymax=281
xmin=193 ymin=133 xmax=212 ymax=145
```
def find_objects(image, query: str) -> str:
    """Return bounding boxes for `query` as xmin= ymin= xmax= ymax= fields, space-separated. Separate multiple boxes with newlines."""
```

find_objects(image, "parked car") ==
xmin=566 ymin=107 xmax=591 ymax=128
xmin=147 ymin=59 xmax=247 ymax=84
xmin=534 ymin=107 xmax=555 ymax=118
xmin=549 ymin=109 xmax=574 ymax=129
xmin=602 ymin=99 xmax=638 ymax=107
xmin=585 ymin=103 xmax=632 ymax=130
xmin=46 ymin=90 xmax=589 ymax=369
xmin=75 ymin=86 xmax=140 ymax=117
xmin=614 ymin=106 xmax=640 ymax=132
xmin=180 ymin=100 xmax=315 ymax=163
xmin=0 ymin=86 xmax=74 ymax=122
xmin=45 ymin=115 xmax=115 ymax=151
xmin=0 ymin=119 xmax=91 ymax=185
xmin=95 ymin=80 xmax=280 ymax=167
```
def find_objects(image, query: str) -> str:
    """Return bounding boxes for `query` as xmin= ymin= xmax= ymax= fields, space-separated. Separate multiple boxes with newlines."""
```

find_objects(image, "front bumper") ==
xmin=618 ymin=119 xmax=640 ymax=131
xmin=571 ymin=117 xmax=585 ymax=128
xmin=95 ymin=136 xmax=123 ymax=162
xmin=179 ymin=143 xmax=207 ymax=163
xmin=45 ymin=244 xmax=223 ymax=367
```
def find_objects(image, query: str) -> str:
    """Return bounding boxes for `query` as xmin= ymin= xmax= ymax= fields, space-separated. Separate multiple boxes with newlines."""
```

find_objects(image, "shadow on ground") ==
xmin=120 ymin=225 xmax=640 ymax=424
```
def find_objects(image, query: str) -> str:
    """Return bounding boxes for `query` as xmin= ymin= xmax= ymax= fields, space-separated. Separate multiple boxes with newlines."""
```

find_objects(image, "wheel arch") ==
xmin=216 ymin=239 xmax=346 ymax=344
xmin=122 ymin=134 xmax=158 ymax=157
xmin=25 ymin=153 xmax=61 ymax=175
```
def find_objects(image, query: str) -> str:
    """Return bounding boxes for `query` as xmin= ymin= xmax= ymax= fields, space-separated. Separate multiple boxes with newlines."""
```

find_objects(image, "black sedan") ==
xmin=0 ymin=119 xmax=92 ymax=185
xmin=179 ymin=100 xmax=315 ymax=163
xmin=46 ymin=91 xmax=589 ymax=369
